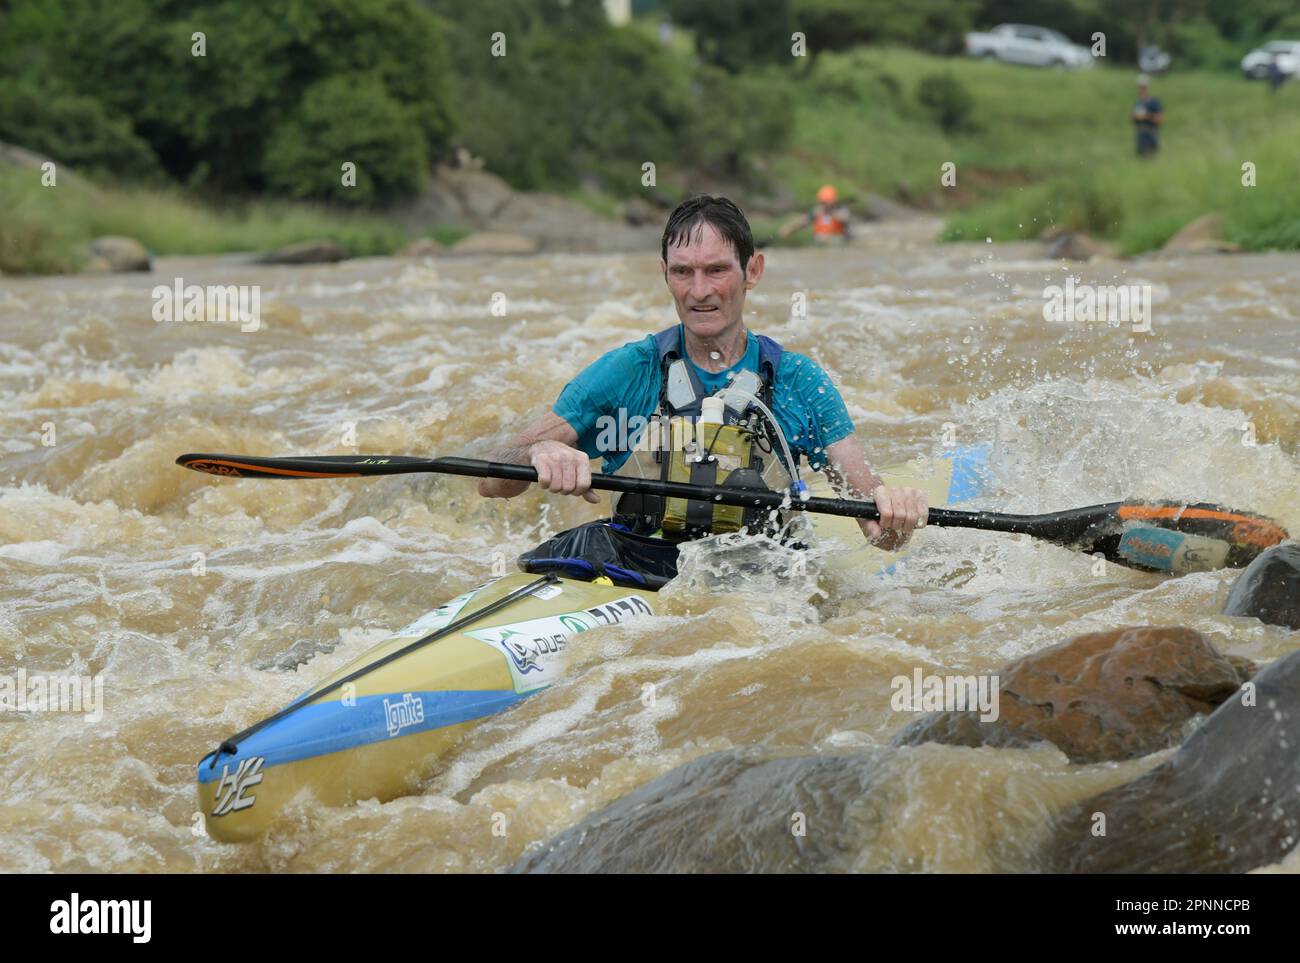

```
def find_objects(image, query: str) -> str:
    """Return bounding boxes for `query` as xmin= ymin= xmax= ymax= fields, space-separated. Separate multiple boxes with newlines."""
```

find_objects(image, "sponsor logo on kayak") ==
xmin=497 ymin=628 xmax=570 ymax=675
xmin=890 ymin=669 xmax=1000 ymax=722
xmin=1042 ymin=278 xmax=1153 ymax=333
xmin=0 ymin=669 xmax=104 ymax=722
xmin=152 ymin=277 xmax=261 ymax=333
xmin=211 ymin=756 xmax=264 ymax=817
xmin=469 ymin=596 xmax=654 ymax=693
xmin=383 ymin=692 xmax=425 ymax=738
xmin=49 ymin=893 xmax=151 ymax=943
xmin=586 ymin=596 xmax=654 ymax=626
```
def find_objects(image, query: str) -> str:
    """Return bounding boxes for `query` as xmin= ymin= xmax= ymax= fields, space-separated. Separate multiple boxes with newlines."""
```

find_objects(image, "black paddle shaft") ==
xmin=176 ymin=452 xmax=1287 ymax=567
xmin=428 ymin=456 xmax=1109 ymax=538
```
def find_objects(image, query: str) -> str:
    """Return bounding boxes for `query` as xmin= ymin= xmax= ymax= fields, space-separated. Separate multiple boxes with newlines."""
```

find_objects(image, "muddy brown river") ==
xmin=1 ymin=220 xmax=1297 ymax=871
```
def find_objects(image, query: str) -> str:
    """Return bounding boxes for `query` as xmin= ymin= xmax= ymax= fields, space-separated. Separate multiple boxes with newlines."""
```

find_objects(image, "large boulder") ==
xmin=84 ymin=236 xmax=152 ymax=272
xmin=1222 ymin=543 xmax=1300 ymax=630
xmin=384 ymin=165 xmax=514 ymax=232
xmin=1046 ymin=232 xmax=1117 ymax=261
xmin=386 ymin=160 xmax=663 ymax=253
xmin=488 ymin=192 xmax=658 ymax=252
xmin=892 ymin=626 xmax=1254 ymax=763
xmin=1160 ymin=213 xmax=1241 ymax=254
xmin=252 ymin=240 xmax=348 ymax=265
xmin=0 ymin=141 xmax=65 ymax=174
xmin=512 ymin=747 xmax=895 ymax=874
xmin=620 ymin=195 xmax=663 ymax=226
xmin=1040 ymin=648 xmax=1300 ymax=872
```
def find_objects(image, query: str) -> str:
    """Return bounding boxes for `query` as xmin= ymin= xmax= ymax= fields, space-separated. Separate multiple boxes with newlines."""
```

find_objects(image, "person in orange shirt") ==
xmin=778 ymin=184 xmax=851 ymax=243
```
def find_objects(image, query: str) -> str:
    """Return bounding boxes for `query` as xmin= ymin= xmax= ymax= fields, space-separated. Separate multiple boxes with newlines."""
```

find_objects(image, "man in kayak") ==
xmin=478 ymin=194 xmax=927 ymax=550
xmin=777 ymin=184 xmax=851 ymax=243
xmin=1132 ymin=75 xmax=1163 ymax=157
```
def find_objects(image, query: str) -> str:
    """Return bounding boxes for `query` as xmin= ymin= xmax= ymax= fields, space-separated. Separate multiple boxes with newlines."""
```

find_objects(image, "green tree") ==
xmin=262 ymin=74 xmax=429 ymax=202
xmin=428 ymin=1 xmax=704 ymax=190
xmin=683 ymin=67 xmax=794 ymax=176
xmin=0 ymin=81 xmax=163 ymax=178
xmin=666 ymin=0 xmax=793 ymax=73
xmin=916 ymin=73 xmax=975 ymax=133
xmin=793 ymin=0 xmax=980 ymax=57
xmin=1 ymin=0 xmax=455 ymax=194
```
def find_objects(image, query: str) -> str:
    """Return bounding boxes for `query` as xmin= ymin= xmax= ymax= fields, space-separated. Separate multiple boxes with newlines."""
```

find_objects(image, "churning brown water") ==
xmin=1 ymin=220 xmax=1297 ymax=872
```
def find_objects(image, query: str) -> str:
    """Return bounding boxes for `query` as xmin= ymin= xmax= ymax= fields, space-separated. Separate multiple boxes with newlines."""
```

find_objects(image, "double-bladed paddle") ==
xmin=175 ymin=452 xmax=1288 ymax=574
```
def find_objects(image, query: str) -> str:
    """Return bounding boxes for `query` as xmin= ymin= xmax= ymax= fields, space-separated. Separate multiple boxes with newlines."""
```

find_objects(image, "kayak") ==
xmin=196 ymin=445 xmax=989 ymax=842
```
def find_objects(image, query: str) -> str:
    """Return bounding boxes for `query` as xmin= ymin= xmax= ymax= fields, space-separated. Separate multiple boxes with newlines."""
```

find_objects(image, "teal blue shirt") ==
xmin=553 ymin=328 xmax=856 ymax=473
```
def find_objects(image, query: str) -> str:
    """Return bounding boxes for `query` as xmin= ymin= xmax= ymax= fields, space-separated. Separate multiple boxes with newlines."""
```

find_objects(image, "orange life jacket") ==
xmin=811 ymin=206 xmax=846 ymax=236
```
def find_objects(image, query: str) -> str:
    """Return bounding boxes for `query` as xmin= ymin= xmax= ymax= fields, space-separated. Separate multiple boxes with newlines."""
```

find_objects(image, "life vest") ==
xmin=612 ymin=326 xmax=791 ymax=539
xmin=811 ymin=206 xmax=847 ymax=237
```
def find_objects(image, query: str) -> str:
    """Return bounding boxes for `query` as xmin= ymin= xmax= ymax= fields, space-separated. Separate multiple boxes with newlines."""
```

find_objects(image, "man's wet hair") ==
xmin=661 ymin=195 xmax=755 ymax=273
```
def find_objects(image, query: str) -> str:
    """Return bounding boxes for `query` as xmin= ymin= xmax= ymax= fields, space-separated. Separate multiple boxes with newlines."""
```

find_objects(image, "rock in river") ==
xmin=892 ymin=626 xmax=1254 ymax=764
xmin=253 ymin=240 xmax=348 ymax=264
xmin=512 ymin=747 xmax=893 ymax=874
xmin=84 ymin=236 xmax=152 ymax=272
xmin=1222 ymin=543 xmax=1300 ymax=630
xmin=1040 ymin=648 xmax=1300 ymax=872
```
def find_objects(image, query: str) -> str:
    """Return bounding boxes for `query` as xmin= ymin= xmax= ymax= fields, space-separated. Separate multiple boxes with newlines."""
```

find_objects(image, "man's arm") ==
xmin=822 ymin=435 xmax=927 ymax=550
xmin=477 ymin=409 xmax=600 ymax=503
xmin=778 ymin=212 xmax=813 ymax=238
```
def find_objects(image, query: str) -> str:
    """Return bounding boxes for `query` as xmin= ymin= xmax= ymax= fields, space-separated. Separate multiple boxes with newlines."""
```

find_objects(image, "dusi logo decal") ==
xmin=211 ymin=756 xmax=264 ymax=816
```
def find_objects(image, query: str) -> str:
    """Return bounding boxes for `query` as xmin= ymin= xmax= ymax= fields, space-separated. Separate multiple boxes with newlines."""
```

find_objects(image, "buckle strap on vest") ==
xmin=653 ymin=324 xmax=782 ymax=416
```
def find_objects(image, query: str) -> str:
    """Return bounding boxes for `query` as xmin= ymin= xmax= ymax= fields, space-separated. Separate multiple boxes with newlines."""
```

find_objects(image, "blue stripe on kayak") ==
xmin=940 ymin=443 xmax=990 ymax=504
xmin=197 ymin=688 xmax=523 ymax=781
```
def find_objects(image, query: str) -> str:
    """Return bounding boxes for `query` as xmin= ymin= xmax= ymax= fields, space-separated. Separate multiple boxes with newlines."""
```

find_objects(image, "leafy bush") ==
xmin=448 ymin=23 xmax=697 ymax=190
xmin=792 ymin=0 xmax=978 ymax=57
xmin=0 ymin=82 xmax=162 ymax=180
xmin=0 ymin=0 xmax=454 ymax=196
xmin=916 ymin=73 xmax=974 ymax=133
xmin=809 ymin=50 xmax=907 ymax=110
xmin=684 ymin=67 xmax=795 ymax=176
xmin=666 ymin=0 xmax=793 ymax=73
xmin=262 ymin=74 xmax=428 ymax=203
xmin=1170 ymin=19 xmax=1246 ymax=71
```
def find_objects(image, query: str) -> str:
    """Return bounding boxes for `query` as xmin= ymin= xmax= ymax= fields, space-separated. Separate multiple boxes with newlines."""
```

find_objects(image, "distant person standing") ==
xmin=778 ymin=184 xmax=851 ymax=243
xmin=1132 ymin=75 xmax=1163 ymax=157
xmin=1267 ymin=55 xmax=1285 ymax=93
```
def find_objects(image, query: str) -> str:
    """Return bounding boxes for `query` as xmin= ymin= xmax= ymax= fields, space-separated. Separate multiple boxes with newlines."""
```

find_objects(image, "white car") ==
xmin=965 ymin=24 xmax=1094 ymax=69
xmin=1241 ymin=41 xmax=1300 ymax=79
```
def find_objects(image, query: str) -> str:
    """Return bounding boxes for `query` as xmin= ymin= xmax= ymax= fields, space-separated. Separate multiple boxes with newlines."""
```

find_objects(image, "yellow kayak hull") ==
xmin=196 ymin=445 xmax=987 ymax=842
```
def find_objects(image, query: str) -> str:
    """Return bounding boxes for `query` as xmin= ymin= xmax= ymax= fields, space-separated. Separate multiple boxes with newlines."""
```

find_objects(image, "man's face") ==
xmin=661 ymin=222 xmax=764 ymax=340
xmin=1138 ymin=84 xmax=1149 ymax=98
